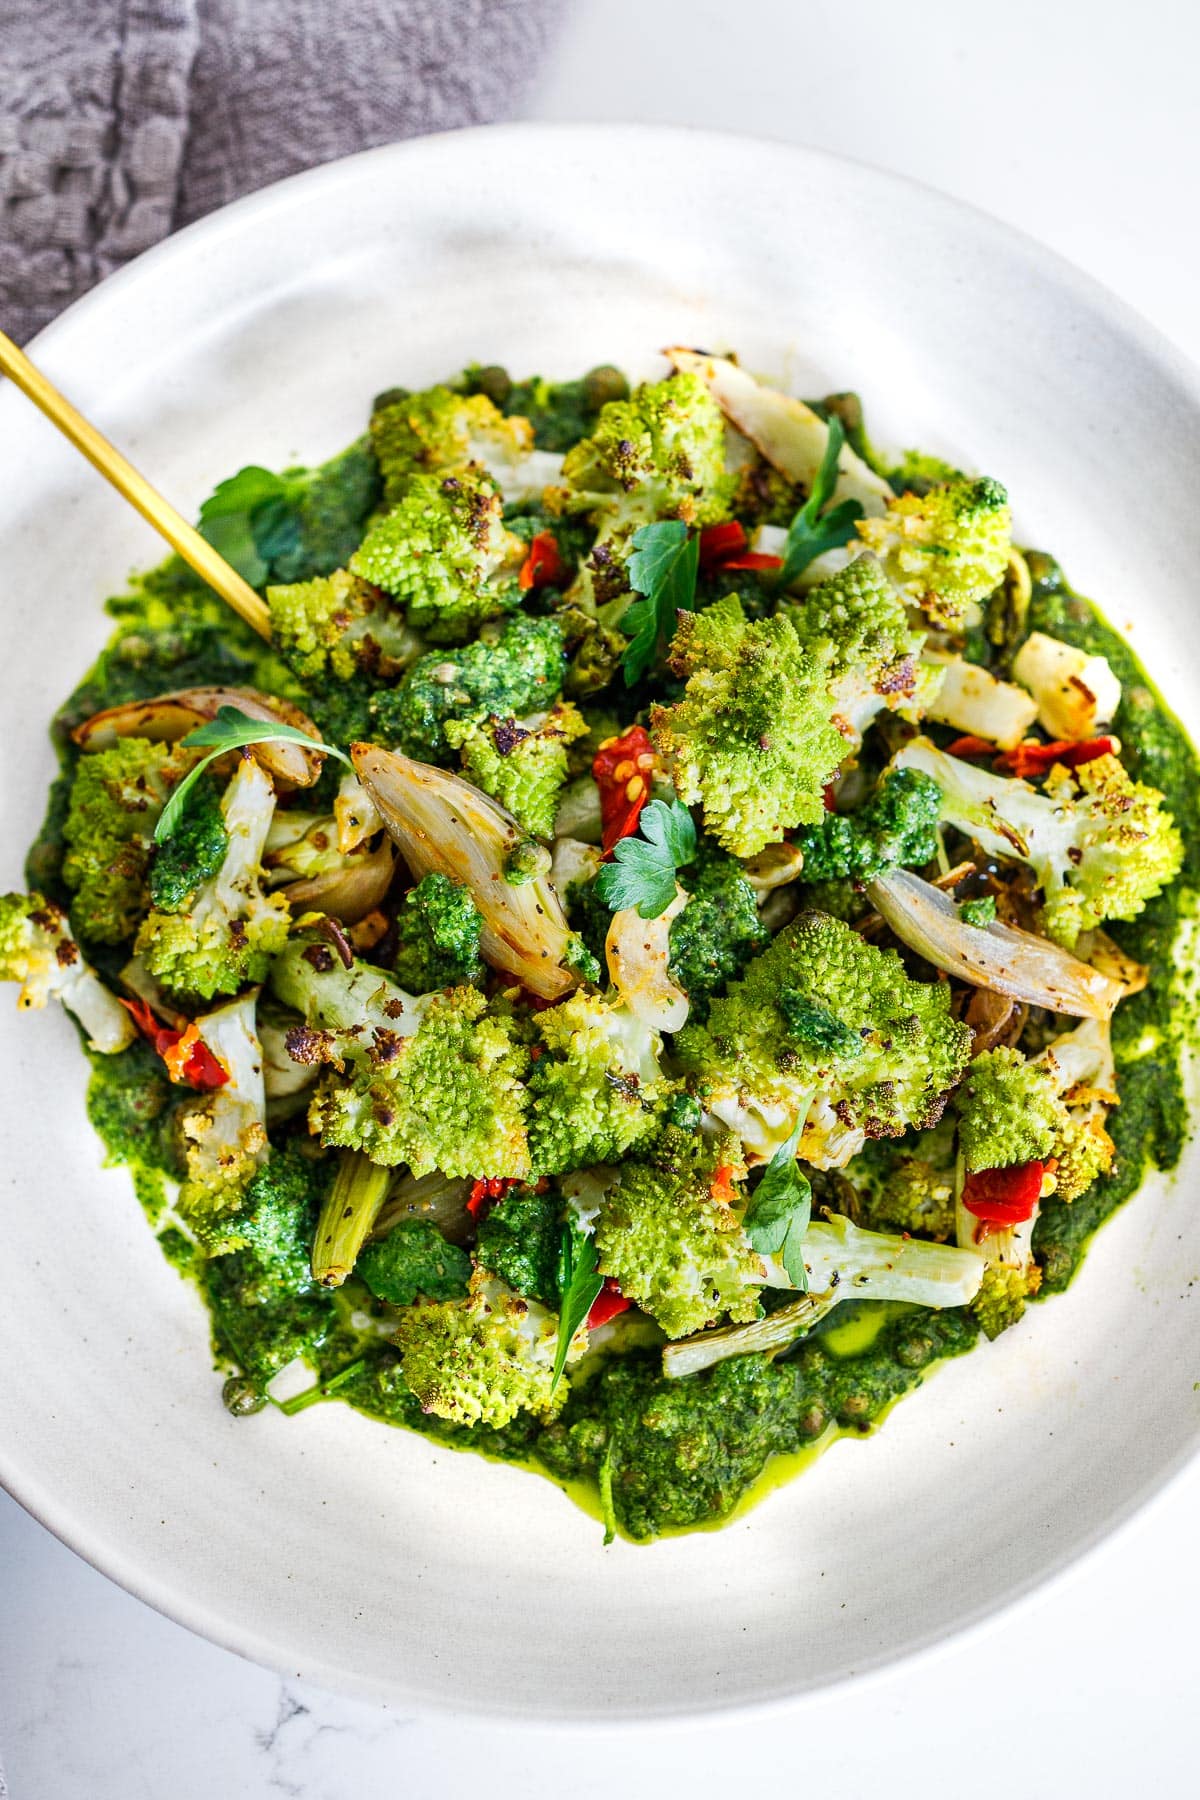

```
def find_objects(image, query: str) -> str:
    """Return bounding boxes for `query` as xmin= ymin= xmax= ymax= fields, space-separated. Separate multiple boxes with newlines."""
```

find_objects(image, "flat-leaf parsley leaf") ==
xmin=594 ymin=798 xmax=697 ymax=919
xmin=620 ymin=520 xmax=700 ymax=685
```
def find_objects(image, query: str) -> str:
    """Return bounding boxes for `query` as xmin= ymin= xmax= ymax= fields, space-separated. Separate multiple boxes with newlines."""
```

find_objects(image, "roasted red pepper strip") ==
xmin=719 ymin=550 xmax=785 ymax=572
xmin=518 ymin=530 xmax=566 ymax=592
xmin=466 ymin=1176 xmax=517 ymax=1221
xmin=994 ymin=736 xmax=1117 ymax=779
xmin=118 ymin=997 xmax=229 ymax=1090
xmin=710 ymin=1163 xmax=739 ymax=1206
xmin=961 ymin=1160 xmax=1045 ymax=1226
xmin=586 ymin=1278 xmax=631 ymax=1329
xmin=946 ymin=735 xmax=998 ymax=759
xmin=593 ymin=725 xmax=657 ymax=856
xmin=697 ymin=521 xmax=747 ymax=568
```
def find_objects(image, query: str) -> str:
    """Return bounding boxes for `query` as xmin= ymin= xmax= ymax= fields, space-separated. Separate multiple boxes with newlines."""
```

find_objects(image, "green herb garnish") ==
xmin=742 ymin=1120 xmax=812 ymax=1290
xmin=620 ymin=520 xmax=699 ymax=685
xmin=594 ymin=798 xmax=697 ymax=918
xmin=776 ymin=416 xmax=864 ymax=586
xmin=154 ymin=705 xmax=351 ymax=843
xmin=551 ymin=1219 xmax=604 ymax=1393
xmin=197 ymin=466 xmax=306 ymax=587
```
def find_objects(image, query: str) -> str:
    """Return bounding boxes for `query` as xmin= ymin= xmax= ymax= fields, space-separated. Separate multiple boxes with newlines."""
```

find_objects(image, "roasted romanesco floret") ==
xmin=784 ymin=554 xmax=935 ymax=742
xmin=61 ymin=738 xmax=200 ymax=944
xmin=594 ymin=1130 xmax=764 ymax=1339
xmin=396 ymin=1268 xmax=577 ymax=1428
xmin=0 ymin=890 xmax=134 ymax=1052
xmin=370 ymin=613 xmax=566 ymax=762
xmin=350 ymin=470 xmax=525 ymax=644
xmin=370 ymin=384 xmax=535 ymax=506
xmin=134 ymin=756 xmax=289 ymax=1001
xmin=561 ymin=370 xmax=735 ymax=529
xmin=650 ymin=594 xmax=845 ymax=856
xmin=444 ymin=701 xmax=588 ymax=838
xmin=526 ymin=991 xmax=671 ymax=1176
xmin=855 ymin=475 xmax=1011 ymax=628
xmin=675 ymin=910 xmax=973 ymax=1166
xmin=954 ymin=1046 xmax=1065 ymax=1174
xmin=391 ymin=872 xmax=485 ymax=993
xmin=266 ymin=568 xmax=418 ymax=683
xmin=893 ymin=739 xmax=1184 ymax=949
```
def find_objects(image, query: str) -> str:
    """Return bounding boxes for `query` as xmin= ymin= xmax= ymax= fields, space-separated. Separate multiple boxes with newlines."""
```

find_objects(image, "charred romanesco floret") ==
xmin=972 ymin=1262 xmax=1040 ymax=1341
xmin=527 ymin=992 xmax=671 ymax=1176
xmin=954 ymin=1047 xmax=1064 ymax=1173
xmin=62 ymin=738 xmax=200 ymax=943
xmin=893 ymin=740 xmax=1184 ymax=950
xmin=266 ymin=569 xmax=417 ymax=683
xmin=667 ymin=847 xmax=769 ymax=1018
xmin=370 ymin=385 xmax=534 ymax=506
xmin=855 ymin=475 xmax=1011 ymax=628
xmin=650 ymin=594 xmax=845 ymax=857
xmin=370 ymin=614 xmax=566 ymax=761
xmin=391 ymin=873 xmax=484 ymax=992
xmin=175 ymin=994 xmax=270 ymax=1251
xmin=444 ymin=701 xmax=587 ymax=838
xmin=790 ymin=768 xmax=942 ymax=884
xmin=785 ymin=554 xmax=934 ymax=741
xmin=561 ymin=370 xmax=734 ymax=529
xmin=307 ymin=983 xmax=531 ymax=1179
xmin=350 ymin=470 xmax=524 ymax=644
xmin=0 ymin=890 xmax=134 ymax=1052
xmin=594 ymin=1130 xmax=763 ymax=1339
xmin=134 ymin=757 xmax=289 ymax=1001
xmin=675 ymin=910 xmax=972 ymax=1165
xmin=396 ymin=1268 xmax=576 ymax=1428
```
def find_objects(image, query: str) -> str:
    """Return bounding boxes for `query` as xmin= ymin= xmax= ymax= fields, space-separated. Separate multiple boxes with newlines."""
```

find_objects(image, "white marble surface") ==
xmin=4 ymin=1 xmax=1200 ymax=1793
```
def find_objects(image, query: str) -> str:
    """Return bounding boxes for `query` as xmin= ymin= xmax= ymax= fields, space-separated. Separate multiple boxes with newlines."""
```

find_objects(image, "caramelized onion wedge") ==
xmin=72 ymin=687 xmax=326 ymax=787
xmin=866 ymin=868 xmax=1123 ymax=1020
xmin=351 ymin=744 xmax=578 ymax=1000
xmin=605 ymin=887 xmax=690 ymax=1033
xmin=281 ymin=837 xmax=396 ymax=924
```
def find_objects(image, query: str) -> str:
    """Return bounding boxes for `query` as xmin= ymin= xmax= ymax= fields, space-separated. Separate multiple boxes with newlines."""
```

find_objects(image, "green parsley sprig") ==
xmin=551 ymin=1218 xmax=604 ymax=1394
xmin=742 ymin=1119 xmax=812 ymax=1290
xmin=619 ymin=520 xmax=700 ymax=685
xmin=198 ymin=465 xmax=313 ymax=588
xmin=776 ymin=416 xmax=864 ymax=587
xmin=154 ymin=705 xmax=351 ymax=844
xmin=594 ymin=798 xmax=697 ymax=919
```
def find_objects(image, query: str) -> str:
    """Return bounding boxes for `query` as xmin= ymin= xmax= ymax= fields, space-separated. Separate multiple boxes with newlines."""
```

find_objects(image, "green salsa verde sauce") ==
xmin=34 ymin=527 xmax=1200 ymax=1542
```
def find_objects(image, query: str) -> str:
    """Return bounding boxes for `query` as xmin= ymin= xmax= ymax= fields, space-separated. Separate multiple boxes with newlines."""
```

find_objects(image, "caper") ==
xmin=472 ymin=365 xmax=512 ymax=408
xmin=582 ymin=365 xmax=629 ymax=411
xmin=222 ymin=1376 xmax=267 ymax=1417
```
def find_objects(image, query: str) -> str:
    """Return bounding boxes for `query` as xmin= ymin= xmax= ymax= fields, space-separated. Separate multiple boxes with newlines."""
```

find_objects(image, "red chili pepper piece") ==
xmin=593 ymin=725 xmax=656 ymax=856
xmin=118 ymin=997 xmax=230 ymax=1090
xmin=697 ymin=521 xmax=747 ymax=568
xmin=961 ymin=1160 xmax=1045 ymax=1226
xmin=822 ymin=783 xmax=837 ymax=813
xmin=718 ymin=551 xmax=785 ymax=572
xmin=586 ymin=1278 xmax=631 ymax=1329
xmin=710 ymin=1163 xmax=739 ymax=1206
xmin=946 ymin=735 xmax=998 ymax=759
xmin=518 ymin=530 xmax=566 ymax=592
xmin=466 ymin=1176 xmax=517 ymax=1221
xmin=994 ymin=736 xmax=1117 ymax=779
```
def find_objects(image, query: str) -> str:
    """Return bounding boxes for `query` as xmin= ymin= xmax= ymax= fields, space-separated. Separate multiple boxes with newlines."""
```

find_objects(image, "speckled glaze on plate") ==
xmin=1 ymin=124 xmax=1198 ymax=1719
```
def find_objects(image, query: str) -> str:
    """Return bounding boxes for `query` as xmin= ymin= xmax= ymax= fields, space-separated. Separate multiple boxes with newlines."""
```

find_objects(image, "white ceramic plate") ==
xmin=1 ymin=125 xmax=1198 ymax=1720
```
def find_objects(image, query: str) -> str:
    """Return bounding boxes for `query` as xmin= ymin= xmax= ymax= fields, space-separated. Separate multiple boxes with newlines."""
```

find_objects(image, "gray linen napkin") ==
xmin=0 ymin=0 xmax=562 ymax=344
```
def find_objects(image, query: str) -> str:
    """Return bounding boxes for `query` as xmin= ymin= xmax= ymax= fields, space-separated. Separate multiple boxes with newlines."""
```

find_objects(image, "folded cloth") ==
xmin=0 ymin=0 xmax=561 ymax=344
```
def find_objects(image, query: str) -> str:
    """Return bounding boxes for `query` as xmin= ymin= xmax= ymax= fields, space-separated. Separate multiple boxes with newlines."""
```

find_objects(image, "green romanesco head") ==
xmin=308 ymin=983 xmax=531 ymax=1179
xmin=61 ymin=739 xmax=201 ymax=944
xmin=350 ymin=470 xmax=524 ymax=644
xmin=1039 ymin=753 xmax=1184 ymax=950
xmin=650 ymin=594 xmax=846 ymax=857
xmin=266 ymin=568 xmax=416 ymax=683
xmin=667 ymin=846 xmax=769 ymax=1019
xmin=791 ymin=768 xmax=942 ymax=884
xmin=856 ymin=475 xmax=1011 ymax=628
xmin=526 ymin=992 xmax=669 ymax=1176
xmin=396 ymin=1268 xmax=573 ymax=1428
xmin=955 ymin=1047 xmax=1065 ymax=1173
xmin=444 ymin=700 xmax=588 ymax=839
xmin=787 ymin=554 xmax=925 ymax=688
xmin=370 ymin=614 xmax=566 ymax=762
xmin=972 ymin=1257 xmax=1041 ymax=1340
xmin=356 ymin=1219 xmax=472 ymax=1307
xmin=676 ymin=910 xmax=972 ymax=1149
xmin=0 ymin=891 xmax=50 ymax=990
xmin=1051 ymin=1111 xmax=1116 ymax=1202
xmin=135 ymin=894 xmax=289 ymax=1001
xmin=370 ymin=385 xmax=533 ymax=505
xmin=593 ymin=1132 xmax=763 ymax=1339
xmin=561 ymin=371 xmax=735 ymax=527
xmin=391 ymin=872 xmax=485 ymax=993
xmin=176 ymin=1102 xmax=270 ymax=1254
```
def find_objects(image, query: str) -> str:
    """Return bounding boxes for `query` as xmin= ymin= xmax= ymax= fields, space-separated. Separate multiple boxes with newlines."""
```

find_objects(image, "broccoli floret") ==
xmin=675 ymin=910 xmax=972 ymax=1165
xmin=791 ymin=768 xmax=942 ymax=884
xmin=134 ymin=757 xmax=289 ymax=1000
xmin=370 ymin=384 xmax=536 ymax=505
xmin=266 ymin=569 xmax=417 ymax=683
xmin=474 ymin=1184 xmax=562 ymax=1304
xmin=147 ymin=776 xmax=229 ymax=914
xmin=218 ymin=1138 xmax=328 ymax=1292
xmin=396 ymin=1268 xmax=576 ymax=1428
xmin=561 ymin=371 xmax=735 ymax=530
xmin=0 ymin=890 xmax=134 ymax=1052
xmin=594 ymin=1132 xmax=762 ymax=1338
xmin=443 ymin=700 xmax=587 ymax=839
xmin=667 ymin=848 xmax=769 ymax=1018
xmin=526 ymin=992 xmax=670 ymax=1176
xmin=650 ymin=595 xmax=845 ymax=857
xmin=356 ymin=1219 xmax=471 ymax=1306
xmin=391 ymin=872 xmax=485 ymax=992
xmin=350 ymin=471 xmax=525 ymax=644
xmin=371 ymin=614 xmax=566 ymax=762
xmin=785 ymin=554 xmax=932 ymax=742
xmin=893 ymin=739 xmax=1184 ymax=949
xmin=855 ymin=475 xmax=1011 ymax=628
xmin=61 ymin=739 xmax=200 ymax=943
xmin=175 ymin=995 xmax=270 ymax=1251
